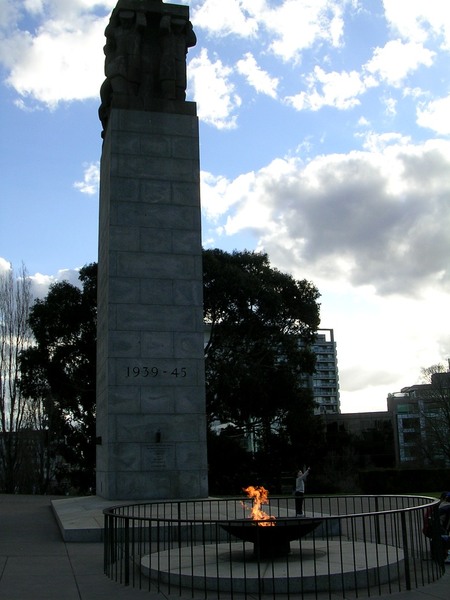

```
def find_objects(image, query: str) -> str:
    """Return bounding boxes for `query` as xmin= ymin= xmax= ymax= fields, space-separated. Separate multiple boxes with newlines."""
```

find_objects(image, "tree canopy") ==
xmin=203 ymin=249 xmax=321 ymax=438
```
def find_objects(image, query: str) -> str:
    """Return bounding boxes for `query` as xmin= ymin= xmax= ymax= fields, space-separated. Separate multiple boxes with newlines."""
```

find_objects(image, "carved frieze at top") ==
xmin=99 ymin=0 xmax=196 ymax=136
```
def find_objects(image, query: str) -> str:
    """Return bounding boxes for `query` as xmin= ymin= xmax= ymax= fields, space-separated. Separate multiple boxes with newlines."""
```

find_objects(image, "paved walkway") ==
xmin=0 ymin=494 xmax=449 ymax=600
xmin=0 ymin=494 xmax=157 ymax=599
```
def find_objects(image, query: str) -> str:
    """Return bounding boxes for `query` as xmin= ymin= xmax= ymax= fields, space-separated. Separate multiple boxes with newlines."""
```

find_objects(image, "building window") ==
xmin=403 ymin=431 xmax=420 ymax=444
xmin=401 ymin=417 xmax=420 ymax=430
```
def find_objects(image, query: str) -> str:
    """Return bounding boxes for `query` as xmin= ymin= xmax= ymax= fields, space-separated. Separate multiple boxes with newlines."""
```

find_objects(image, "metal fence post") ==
xmin=124 ymin=519 xmax=130 ymax=586
xmin=400 ymin=511 xmax=411 ymax=590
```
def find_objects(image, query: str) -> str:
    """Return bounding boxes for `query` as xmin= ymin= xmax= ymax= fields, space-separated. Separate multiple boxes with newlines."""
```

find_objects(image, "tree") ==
xmin=20 ymin=264 xmax=97 ymax=493
xmin=419 ymin=363 xmax=450 ymax=465
xmin=0 ymin=263 xmax=34 ymax=492
xmin=203 ymin=249 xmax=321 ymax=464
xmin=207 ymin=426 xmax=255 ymax=494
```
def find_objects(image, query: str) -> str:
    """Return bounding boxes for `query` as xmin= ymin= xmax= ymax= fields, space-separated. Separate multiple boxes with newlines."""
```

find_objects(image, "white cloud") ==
xmin=0 ymin=257 xmax=12 ymax=274
xmin=365 ymin=40 xmax=435 ymax=87
xmin=0 ymin=0 xmax=19 ymax=28
xmin=193 ymin=0 xmax=354 ymax=63
xmin=74 ymin=162 xmax=100 ymax=195
xmin=12 ymin=97 xmax=43 ymax=112
xmin=383 ymin=96 xmax=397 ymax=117
xmin=0 ymin=258 xmax=81 ymax=299
xmin=236 ymin=52 xmax=278 ymax=98
xmin=0 ymin=29 xmax=33 ymax=72
xmin=261 ymin=0 xmax=348 ymax=62
xmin=0 ymin=1 xmax=114 ymax=107
xmin=201 ymin=171 xmax=237 ymax=220
xmin=286 ymin=66 xmax=371 ymax=111
xmin=4 ymin=17 xmax=106 ymax=106
xmin=23 ymin=0 xmax=45 ymax=14
xmin=201 ymin=168 xmax=267 ymax=226
xmin=282 ymin=13 xmax=440 ymax=116
xmin=205 ymin=138 xmax=450 ymax=298
xmin=417 ymin=95 xmax=450 ymax=135
xmin=29 ymin=268 xmax=82 ymax=299
xmin=383 ymin=0 xmax=450 ymax=49
xmin=360 ymin=132 xmax=411 ymax=153
xmin=29 ymin=0 xmax=115 ymax=20
xmin=188 ymin=48 xmax=241 ymax=129
xmin=192 ymin=0 xmax=258 ymax=38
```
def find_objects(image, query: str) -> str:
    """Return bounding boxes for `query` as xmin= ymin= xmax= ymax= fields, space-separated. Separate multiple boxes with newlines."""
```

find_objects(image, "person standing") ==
xmin=295 ymin=467 xmax=311 ymax=516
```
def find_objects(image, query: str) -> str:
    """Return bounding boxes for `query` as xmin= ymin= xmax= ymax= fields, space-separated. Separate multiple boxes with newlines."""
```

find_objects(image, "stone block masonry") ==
xmin=96 ymin=107 xmax=208 ymax=500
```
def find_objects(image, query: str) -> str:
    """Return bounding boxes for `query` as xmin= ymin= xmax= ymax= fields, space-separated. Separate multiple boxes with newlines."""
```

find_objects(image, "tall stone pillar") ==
xmin=96 ymin=0 xmax=208 ymax=500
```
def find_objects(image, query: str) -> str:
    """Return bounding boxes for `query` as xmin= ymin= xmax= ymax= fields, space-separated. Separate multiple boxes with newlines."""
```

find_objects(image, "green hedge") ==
xmin=358 ymin=468 xmax=450 ymax=495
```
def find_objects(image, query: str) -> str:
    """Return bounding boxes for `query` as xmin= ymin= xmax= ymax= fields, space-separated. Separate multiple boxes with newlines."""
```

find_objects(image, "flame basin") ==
xmin=220 ymin=517 xmax=322 ymax=557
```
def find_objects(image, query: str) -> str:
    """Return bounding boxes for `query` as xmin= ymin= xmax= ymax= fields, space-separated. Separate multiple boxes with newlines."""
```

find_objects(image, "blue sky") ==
xmin=1 ymin=0 xmax=450 ymax=413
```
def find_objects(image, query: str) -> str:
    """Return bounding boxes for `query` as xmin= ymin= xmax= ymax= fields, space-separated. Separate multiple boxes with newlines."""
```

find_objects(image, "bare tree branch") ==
xmin=0 ymin=262 xmax=34 ymax=491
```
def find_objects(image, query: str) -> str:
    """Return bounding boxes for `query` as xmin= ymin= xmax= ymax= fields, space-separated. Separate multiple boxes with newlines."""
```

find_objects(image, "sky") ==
xmin=1 ymin=0 xmax=450 ymax=414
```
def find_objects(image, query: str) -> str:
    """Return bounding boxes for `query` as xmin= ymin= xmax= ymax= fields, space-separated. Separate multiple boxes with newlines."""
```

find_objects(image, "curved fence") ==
xmin=103 ymin=495 xmax=444 ymax=598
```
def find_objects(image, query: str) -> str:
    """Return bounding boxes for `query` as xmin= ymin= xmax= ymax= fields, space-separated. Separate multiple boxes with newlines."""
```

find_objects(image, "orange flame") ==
xmin=242 ymin=485 xmax=276 ymax=526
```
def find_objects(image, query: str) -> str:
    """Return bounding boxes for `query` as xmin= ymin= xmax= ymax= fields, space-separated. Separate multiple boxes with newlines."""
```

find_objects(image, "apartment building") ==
xmin=387 ymin=370 xmax=450 ymax=467
xmin=309 ymin=328 xmax=340 ymax=415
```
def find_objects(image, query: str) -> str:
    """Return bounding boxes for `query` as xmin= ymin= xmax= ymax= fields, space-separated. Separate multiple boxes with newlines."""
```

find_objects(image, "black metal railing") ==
xmin=103 ymin=495 xmax=444 ymax=598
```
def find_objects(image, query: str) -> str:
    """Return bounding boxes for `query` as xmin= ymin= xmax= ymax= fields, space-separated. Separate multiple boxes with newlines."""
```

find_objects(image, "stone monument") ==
xmin=96 ymin=0 xmax=208 ymax=500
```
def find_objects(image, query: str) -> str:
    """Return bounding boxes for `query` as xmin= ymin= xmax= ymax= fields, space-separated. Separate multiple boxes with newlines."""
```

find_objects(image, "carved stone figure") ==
xmin=159 ymin=15 xmax=196 ymax=100
xmin=99 ymin=0 xmax=196 ymax=136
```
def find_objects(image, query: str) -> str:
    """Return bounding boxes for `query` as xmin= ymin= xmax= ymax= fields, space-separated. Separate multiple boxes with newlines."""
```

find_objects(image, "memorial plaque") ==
xmin=143 ymin=444 xmax=174 ymax=470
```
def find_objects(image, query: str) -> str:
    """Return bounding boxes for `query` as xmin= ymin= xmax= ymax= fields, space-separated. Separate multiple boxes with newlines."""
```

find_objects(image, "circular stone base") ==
xmin=141 ymin=540 xmax=404 ymax=594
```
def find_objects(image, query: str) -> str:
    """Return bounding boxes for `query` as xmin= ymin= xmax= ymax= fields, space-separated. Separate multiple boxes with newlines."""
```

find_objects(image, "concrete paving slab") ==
xmin=0 ymin=495 xmax=158 ymax=600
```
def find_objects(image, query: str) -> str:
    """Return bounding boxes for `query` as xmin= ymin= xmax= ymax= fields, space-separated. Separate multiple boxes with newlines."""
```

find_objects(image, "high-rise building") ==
xmin=310 ymin=328 xmax=340 ymax=415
